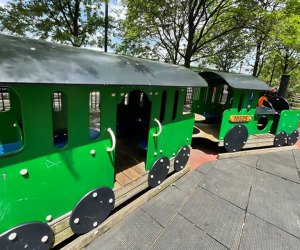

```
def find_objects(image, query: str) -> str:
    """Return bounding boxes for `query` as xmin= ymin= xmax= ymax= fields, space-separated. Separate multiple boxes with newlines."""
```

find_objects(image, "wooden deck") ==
xmin=219 ymin=133 xmax=275 ymax=149
xmin=192 ymin=123 xmax=220 ymax=142
xmin=193 ymin=122 xmax=275 ymax=149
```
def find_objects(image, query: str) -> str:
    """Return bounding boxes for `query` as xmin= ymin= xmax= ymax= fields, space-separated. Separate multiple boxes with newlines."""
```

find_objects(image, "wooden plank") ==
xmin=115 ymin=171 xmax=131 ymax=187
xmin=54 ymin=227 xmax=73 ymax=246
xmin=194 ymin=113 xmax=206 ymax=122
xmin=115 ymin=177 xmax=149 ymax=207
xmin=218 ymin=145 xmax=296 ymax=159
xmin=113 ymin=181 xmax=122 ymax=191
xmin=61 ymin=166 xmax=190 ymax=250
xmin=122 ymin=167 xmax=141 ymax=181
xmin=219 ymin=133 xmax=275 ymax=147
xmin=132 ymin=162 xmax=147 ymax=175
xmin=192 ymin=123 xmax=220 ymax=142
xmin=114 ymin=175 xmax=148 ymax=200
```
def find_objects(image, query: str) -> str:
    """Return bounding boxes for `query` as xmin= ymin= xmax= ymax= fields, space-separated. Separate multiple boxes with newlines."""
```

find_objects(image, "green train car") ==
xmin=0 ymin=35 xmax=207 ymax=249
xmin=192 ymin=71 xmax=300 ymax=152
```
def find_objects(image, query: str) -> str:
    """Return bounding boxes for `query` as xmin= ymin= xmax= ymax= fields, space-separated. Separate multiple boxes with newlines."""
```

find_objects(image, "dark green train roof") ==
xmin=200 ymin=71 xmax=270 ymax=91
xmin=0 ymin=34 xmax=207 ymax=87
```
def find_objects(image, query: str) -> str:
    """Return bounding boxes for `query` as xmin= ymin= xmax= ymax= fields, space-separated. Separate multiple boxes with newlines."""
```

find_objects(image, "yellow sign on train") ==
xmin=229 ymin=115 xmax=252 ymax=123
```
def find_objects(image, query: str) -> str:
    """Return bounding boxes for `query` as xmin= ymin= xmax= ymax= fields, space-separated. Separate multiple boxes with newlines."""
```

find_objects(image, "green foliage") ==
xmin=257 ymin=0 xmax=300 ymax=94
xmin=118 ymin=0 xmax=243 ymax=67
xmin=0 ymin=0 xmax=110 ymax=47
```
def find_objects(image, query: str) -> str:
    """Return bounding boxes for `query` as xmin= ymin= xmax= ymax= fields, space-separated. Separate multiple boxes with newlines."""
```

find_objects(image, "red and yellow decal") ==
xmin=229 ymin=115 xmax=252 ymax=123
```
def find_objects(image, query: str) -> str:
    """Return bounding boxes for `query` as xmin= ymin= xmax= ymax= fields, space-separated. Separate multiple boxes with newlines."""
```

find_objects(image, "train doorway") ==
xmin=114 ymin=90 xmax=151 ymax=189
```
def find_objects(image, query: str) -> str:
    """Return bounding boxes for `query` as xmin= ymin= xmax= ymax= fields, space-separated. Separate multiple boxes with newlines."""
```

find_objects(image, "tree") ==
xmin=118 ymin=0 xmax=244 ymax=68
xmin=240 ymin=0 xmax=287 ymax=77
xmin=0 ymin=0 xmax=110 ymax=47
xmin=200 ymin=27 xmax=251 ymax=72
xmin=258 ymin=0 xmax=300 ymax=88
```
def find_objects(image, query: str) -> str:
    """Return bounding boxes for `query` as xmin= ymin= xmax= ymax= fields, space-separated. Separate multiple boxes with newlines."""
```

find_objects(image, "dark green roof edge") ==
xmin=200 ymin=71 xmax=270 ymax=91
xmin=0 ymin=34 xmax=207 ymax=87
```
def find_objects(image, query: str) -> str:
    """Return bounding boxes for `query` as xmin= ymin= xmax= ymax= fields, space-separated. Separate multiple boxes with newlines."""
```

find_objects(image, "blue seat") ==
xmin=0 ymin=141 xmax=22 ymax=155
xmin=89 ymin=128 xmax=100 ymax=140
xmin=204 ymin=113 xmax=222 ymax=119
xmin=54 ymin=129 xmax=100 ymax=148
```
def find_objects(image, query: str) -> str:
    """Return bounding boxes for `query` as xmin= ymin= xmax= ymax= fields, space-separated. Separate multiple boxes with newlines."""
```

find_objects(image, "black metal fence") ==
xmin=89 ymin=91 xmax=100 ymax=111
xmin=0 ymin=86 xmax=10 ymax=111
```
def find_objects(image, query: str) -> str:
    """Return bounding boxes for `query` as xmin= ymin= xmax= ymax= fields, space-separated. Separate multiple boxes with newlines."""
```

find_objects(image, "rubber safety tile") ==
xmin=150 ymin=214 xmax=227 ymax=250
xmin=140 ymin=185 xmax=188 ymax=227
xmin=213 ymin=158 xmax=256 ymax=184
xmin=174 ymin=170 xmax=205 ymax=194
xmin=257 ymin=152 xmax=299 ymax=182
xmin=239 ymin=213 xmax=300 ymax=250
xmin=248 ymin=186 xmax=300 ymax=238
xmin=233 ymin=154 xmax=258 ymax=168
xmin=179 ymin=187 xmax=245 ymax=250
xmin=201 ymin=168 xmax=251 ymax=209
xmin=195 ymin=161 xmax=216 ymax=175
xmin=86 ymin=208 xmax=163 ymax=250
xmin=254 ymin=170 xmax=300 ymax=204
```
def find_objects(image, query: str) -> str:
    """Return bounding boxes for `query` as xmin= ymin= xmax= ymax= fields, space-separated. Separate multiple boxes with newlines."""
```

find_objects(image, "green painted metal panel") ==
xmin=276 ymin=110 xmax=300 ymax=135
xmin=0 ymin=85 xmax=116 ymax=234
xmin=0 ymin=83 xmax=196 ymax=235
xmin=218 ymin=90 xmax=275 ymax=140
xmin=146 ymin=88 xmax=194 ymax=170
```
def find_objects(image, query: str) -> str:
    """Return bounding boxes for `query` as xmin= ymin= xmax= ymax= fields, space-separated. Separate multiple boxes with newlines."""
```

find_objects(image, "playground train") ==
xmin=0 ymin=34 xmax=299 ymax=249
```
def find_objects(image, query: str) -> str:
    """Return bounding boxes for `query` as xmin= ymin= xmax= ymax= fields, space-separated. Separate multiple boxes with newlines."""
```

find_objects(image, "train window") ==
xmin=160 ymin=90 xmax=167 ymax=122
xmin=89 ymin=91 xmax=100 ymax=140
xmin=0 ymin=86 xmax=11 ymax=112
xmin=219 ymin=85 xmax=228 ymax=105
xmin=139 ymin=92 xmax=144 ymax=108
xmin=124 ymin=93 xmax=129 ymax=105
xmin=257 ymin=116 xmax=268 ymax=131
xmin=247 ymin=91 xmax=254 ymax=111
xmin=52 ymin=92 xmax=62 ymax=112
xmin=238 ymin=93 xmax=244 ymax=112
xmin=249 ymin=91 xmax=254 ymax=102
xmin=211 ymin=86 xmax=217 ymax=103
xmin=52 ymin=91 xmax=68 ymax=148
xmin=0 ymin=87 xmax=23 ymax=156
xmin=172 ymin=90 xmax=179 ymax=120
xmin=184 ymin=87 xmax=193 ymax=113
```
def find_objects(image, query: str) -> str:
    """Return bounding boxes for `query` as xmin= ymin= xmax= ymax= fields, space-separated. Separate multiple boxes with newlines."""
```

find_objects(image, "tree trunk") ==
xmin=269 ymin=58 xmax=276 ymax=86
xmin=252 ymin=42 xmax=262 ymax=77
xmin=184 ymin=54 xmax=192 ymax=68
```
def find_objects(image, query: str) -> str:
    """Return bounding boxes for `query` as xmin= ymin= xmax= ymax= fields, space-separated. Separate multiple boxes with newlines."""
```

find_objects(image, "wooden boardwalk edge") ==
xmin=218 ymin=145 xmax=297 ymax=159
xmin=61 ymin=167 xmax=190 ymax=250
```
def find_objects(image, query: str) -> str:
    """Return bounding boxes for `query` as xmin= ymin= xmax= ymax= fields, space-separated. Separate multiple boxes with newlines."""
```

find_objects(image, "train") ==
xmin=0 ymin=34 xmax=299 ymax=249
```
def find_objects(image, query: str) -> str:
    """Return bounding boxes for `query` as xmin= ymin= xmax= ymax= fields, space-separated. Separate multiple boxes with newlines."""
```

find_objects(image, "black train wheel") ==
xmin=148 ymin=157 xmax=170 ymax=188
xmin=287 ymin=130 xmax=299 ymax=146
xmin=70 ymin=187 xmax=115 ymax=234
xmin=224 ymin=124 xmax=248 ymax=152
xmin=174 ymin=145 xmax=190 ymax=172
xmin=274 ymin=131 xmax=287 ymax=147
xmin=0 ymin=222 xmax=53 ymax=250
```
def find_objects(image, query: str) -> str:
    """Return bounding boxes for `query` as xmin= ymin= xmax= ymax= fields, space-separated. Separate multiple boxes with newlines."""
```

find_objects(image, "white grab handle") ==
xmin=107 ymin=128 xmax=116 ymax=152
xmin=153 ymin=118 xmax=162 ymax=137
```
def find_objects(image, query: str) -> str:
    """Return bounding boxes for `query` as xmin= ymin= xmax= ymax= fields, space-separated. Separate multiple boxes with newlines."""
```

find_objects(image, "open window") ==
xmin=0 ymin=86 xmax=24 ymax=156
xmin=89 ymin=91 xmax=100 ymax=140
xmin=52 ymin=91 xmax=68 ymax=148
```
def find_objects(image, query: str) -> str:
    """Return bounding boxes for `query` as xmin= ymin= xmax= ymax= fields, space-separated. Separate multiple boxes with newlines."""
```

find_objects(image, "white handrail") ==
xmin=153 ymin=118 xmax=162 ymax=137
xmin=107 ymin=128 xmax=116 ymax=152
